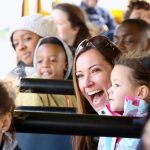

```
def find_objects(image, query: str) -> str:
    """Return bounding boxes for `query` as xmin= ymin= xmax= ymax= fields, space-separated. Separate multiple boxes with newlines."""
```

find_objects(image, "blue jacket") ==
xmin=80 ymin=1 xmax=116 ymax=31
xmin=98 ymin=96 xmax=149 ymax=150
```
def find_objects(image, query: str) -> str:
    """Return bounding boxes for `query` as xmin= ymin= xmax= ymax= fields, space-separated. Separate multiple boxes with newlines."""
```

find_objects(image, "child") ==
xmin=98 ymin=55 xmax=150 ymax=150
xmin=0 ymin=81 xmax=19 ymax=149
xmin=34 ymin=36 xmax=72 ymax=80
xmin=15 ymin=36 xmax=76 ymax=108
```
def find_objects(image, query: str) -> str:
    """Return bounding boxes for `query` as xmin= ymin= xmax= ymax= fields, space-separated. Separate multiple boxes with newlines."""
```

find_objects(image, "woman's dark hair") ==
xmin=53 ymin=3 xmax=91 ymax=49
xmin=72 ymin=36 xmax=121 ymax=150
xmin=124 ymin=0 xmax=150 ymax=19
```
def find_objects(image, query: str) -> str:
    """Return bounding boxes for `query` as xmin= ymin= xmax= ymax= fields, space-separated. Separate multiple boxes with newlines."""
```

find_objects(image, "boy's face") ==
xmin=37 ymin=43 xmax=67 ymax=79
xmin=142 ymin=119 xmax=150 ymax=150
xmin=114 ymin=23 xmax=149 ymax=53
xmin=108 ymin=65 xmax=140 ymax=112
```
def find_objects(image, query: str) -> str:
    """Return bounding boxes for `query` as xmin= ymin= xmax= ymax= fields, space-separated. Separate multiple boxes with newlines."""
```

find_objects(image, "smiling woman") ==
xmin=72 ymin=35 xmax=121 ymax=150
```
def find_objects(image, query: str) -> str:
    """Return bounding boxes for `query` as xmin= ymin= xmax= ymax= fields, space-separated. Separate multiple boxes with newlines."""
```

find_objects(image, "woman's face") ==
xmin=12 ymin=30 xmax=40 ymax=66
xmin=76 ymin=49 xmax=112 ymax=112
xmin=52 ymin=9 xmax=79 ymax=46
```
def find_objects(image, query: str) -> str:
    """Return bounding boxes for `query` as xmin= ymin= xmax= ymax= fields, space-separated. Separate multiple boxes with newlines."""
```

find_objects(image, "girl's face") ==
xmin=76 ymin=49 xmax=112 ymax=112
xmin=142 ymin=119 xmax=150 ymax=150
xmin=108 ymin=65 xmax=140 ymax=112
xmin=12 ymin=30 xmax=40 ymax=66
xmin=52 ymin=9 xmax=79 ymax=46
xmin=114 ymin=23 xmax=149 ymax=53
xmin=37 ymin=43 xmax=67 ymax=79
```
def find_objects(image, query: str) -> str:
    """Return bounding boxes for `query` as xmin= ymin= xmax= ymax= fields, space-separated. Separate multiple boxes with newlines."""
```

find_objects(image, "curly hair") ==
xmin=0 ymin=81 xmax=16 ymax=136
xmin=124 ymin=0 xmax=150 ymax=19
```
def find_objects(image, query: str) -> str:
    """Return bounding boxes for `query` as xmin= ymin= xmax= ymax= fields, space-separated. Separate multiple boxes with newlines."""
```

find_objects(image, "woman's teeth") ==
xmin=88 ymin=89 xmax=101 ymax=96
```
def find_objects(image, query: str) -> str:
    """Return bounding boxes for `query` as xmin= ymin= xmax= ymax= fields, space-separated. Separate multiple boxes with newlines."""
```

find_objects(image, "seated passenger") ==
xmin=15 ymin=37 xmax=76 ymax=108
xmin=0 ymin=81 xmax=19 ymax=149
xmin=124 ymin=0 xmax=150 ymax=24
xmin=72 ymin=35 xmax=121 ymax=150
xmin=80 ymin=0 xmax=117 ymax=41
xmin=52 ymin=3 xmax=91 ymax=53
xmin=4 ymin=14 xmax=57 ymax=99
xmin=113 ymin=19 xmax=150 ymax=54
xmin=98 ymin=55 xmax=150 ymax=149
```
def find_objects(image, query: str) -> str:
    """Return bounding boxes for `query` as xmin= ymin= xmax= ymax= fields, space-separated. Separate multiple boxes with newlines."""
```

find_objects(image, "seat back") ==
xmin=16 ymin=133 xmax=72 ymax=150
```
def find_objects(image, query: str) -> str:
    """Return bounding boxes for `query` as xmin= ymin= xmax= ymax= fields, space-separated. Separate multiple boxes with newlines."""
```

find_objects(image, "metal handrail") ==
xmin=20 ymin=78 xmax=74 ymax=95
xmin=14 ymin=110 xmax=144 ymax=138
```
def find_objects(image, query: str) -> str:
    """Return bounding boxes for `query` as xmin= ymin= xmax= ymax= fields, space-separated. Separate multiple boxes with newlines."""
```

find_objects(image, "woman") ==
xmin=72 ymin=35 xmax=121 ymax=150
xmin=52 ymin=3 xmax=91 ymax=54
xmin=4 ymin=14 xmax=57 ymax=98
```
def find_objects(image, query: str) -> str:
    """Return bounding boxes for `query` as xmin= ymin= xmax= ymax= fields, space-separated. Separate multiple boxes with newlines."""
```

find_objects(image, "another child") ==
xmin=15 ymin=36 xmax=76 ymax=108
xmin=98 ymin=55 xmax=150 ymax=150
xmin=0 ymin=81 xmax=19 ymax=149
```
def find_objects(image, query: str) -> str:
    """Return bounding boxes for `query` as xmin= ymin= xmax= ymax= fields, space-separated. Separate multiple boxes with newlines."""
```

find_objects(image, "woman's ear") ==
xmin=1 ymin=112 xmax=12 ymax=133
xmin=137 ymin=85 xmax=149 ymax=99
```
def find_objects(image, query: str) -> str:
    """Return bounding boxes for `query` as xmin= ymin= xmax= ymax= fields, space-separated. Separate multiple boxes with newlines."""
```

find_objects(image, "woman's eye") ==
xmin=13 ymin=42 xmax=19 ymax=48
xmin=92 ymin=68 xmax=101 ymax=73
xmin=76 ymin=74 xmax=83 ymax=79
xmin=37 ymin=60 xmax=43 ymax=64
xmin=24 ymin=37 xmax=32 ymax=41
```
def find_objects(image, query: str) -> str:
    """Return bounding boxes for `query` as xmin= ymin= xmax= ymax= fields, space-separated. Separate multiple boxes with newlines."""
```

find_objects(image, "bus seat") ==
xmin=16 ymin=133 xmax=72 ymax=150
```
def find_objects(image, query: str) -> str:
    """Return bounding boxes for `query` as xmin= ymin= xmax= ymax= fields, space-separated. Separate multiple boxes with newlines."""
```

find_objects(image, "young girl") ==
xmin=98 ymin=56 xmax=150 ymax=150
xmin=0 ymin=81 xmax=19 ymax=149
xmin=15 ymin=36 xmax=76 ymax=108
